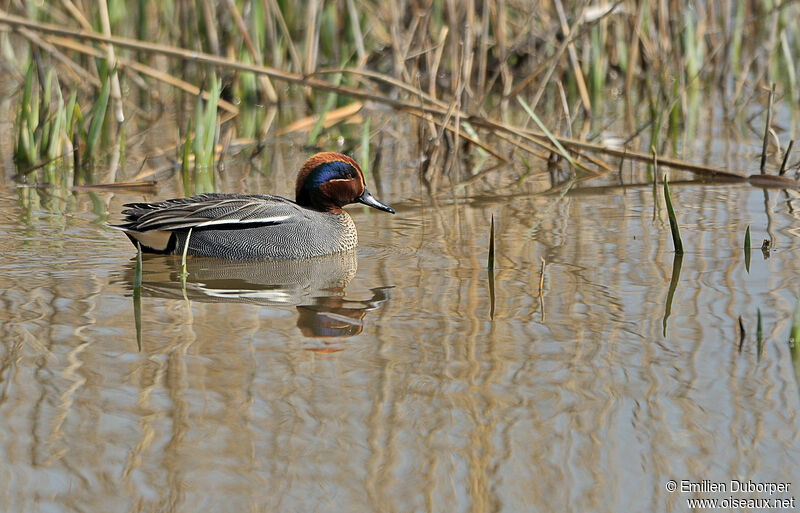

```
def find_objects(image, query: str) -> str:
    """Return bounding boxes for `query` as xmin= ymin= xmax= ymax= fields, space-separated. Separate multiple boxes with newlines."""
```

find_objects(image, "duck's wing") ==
xmin=114 ymin=193 xmax=306 ymax=232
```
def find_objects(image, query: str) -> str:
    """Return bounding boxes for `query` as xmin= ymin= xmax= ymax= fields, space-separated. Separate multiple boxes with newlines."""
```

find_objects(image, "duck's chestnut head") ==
xmin=295 ymin=152 xmax=395 ymax=214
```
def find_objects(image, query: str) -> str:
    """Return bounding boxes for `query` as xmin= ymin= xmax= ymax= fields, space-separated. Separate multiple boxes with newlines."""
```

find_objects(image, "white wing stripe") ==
xmin=162 ymin=215 xmax=291 ymax=230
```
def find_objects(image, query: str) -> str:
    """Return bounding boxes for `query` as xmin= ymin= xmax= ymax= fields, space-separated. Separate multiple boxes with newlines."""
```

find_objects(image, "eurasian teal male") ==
xmin=114 ymin=152 xmax=394 ymax=259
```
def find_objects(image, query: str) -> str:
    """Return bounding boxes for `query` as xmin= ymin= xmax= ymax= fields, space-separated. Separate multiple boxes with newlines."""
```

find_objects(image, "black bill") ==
xmin=357 ymin=188 xmax=395 ymax=214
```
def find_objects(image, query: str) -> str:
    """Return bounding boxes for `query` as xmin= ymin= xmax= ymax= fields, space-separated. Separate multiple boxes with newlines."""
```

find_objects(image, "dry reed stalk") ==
xmin=0 ymin=13 xmax=432 ymax=109
xmin=400 ymin=15 xmax=421 ymax=78
xmin=312 ymin=67 xmax=600 ymax=172
xmin=303 ymin=0 xmax=320 ymax=103
xmin=278 ymin=102 xmax=363 ymax=135
xmin=345 ymin=0 xmax=366 ymax=66
xmin=462 ymin=0 xmax=475 ymax=101
xmin=73 ymin=180 xmax=157 ymax=190
xmin=556 ymin=80 xmax=572 ymax=138
xmin=98 ymin=0 xmax=124 ymax=122
xmin=553 ymin=136 xmax=746 ymax=179
xmin=429 ymin=26 xmax=449 ymax=100
xmin=445 ymin=0 xmax=458 ymax=93
xmin=264 ymin=0 xmax=302 ymax=72
xmin=46 ymin=36 xmax=239 ymax=115
xmin=20 ymin=30 xmax=156 ymax=125
xmin=17 ymin=28 xmax=98 ymax=87
xmin=494 ymin=0 xmax=512 ymax=116
xmin=476 ymin=0 xmax=490 ymax=98
xmin=388 ymin=0 xmax=406 ymax=80
xmin=402 ymin=109 xmax=508 ymax=163
xmin=59 ymin=0 xmax=91 ymax=29
xmin=198 ymin=0 xmax=220 ymax=55
xmin=449 ymin=33 xmax=469 ymax=177
xmin=624 ymin=1 xmax=645 ymax=101
xmin=225 ymin=0 xmax=278 ymax=103
xmin=553 ymin=0 xmax=592 ymax=114
xmin=527 ymin=1 xmax=589 ymax=114
xmin=3 ymin=10 xmax=787 ymax=185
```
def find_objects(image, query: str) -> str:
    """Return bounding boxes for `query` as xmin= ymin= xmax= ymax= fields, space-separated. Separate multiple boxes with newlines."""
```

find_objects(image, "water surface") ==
xmin=2 ymin=160 xmax=800 ymax=512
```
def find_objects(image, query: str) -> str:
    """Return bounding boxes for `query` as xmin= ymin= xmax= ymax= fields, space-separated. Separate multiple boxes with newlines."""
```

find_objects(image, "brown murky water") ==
xmin=3 ymin=117 xmax=800 ymax=511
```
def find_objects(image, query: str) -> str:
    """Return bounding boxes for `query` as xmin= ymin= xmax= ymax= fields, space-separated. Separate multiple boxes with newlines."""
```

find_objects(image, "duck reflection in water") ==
xmin=296 ymin=287 xmax=392 ymax=338
xmin=122 ymin=249 xmax=391 ymax=342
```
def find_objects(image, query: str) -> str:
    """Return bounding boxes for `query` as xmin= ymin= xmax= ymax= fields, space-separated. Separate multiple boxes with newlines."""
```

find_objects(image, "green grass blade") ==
xmin=488 ymin=267 xmax=496 ymax=320
xmin=744 ymin=224 xmax=751 ymax=272
xmin=488 ymin=214 xmax=495 ymax=270
xmin=85 ymin=75 xmax=111 ymax=158
xmin=193 ymin=91 xmax=205 ymax=165
xmin=516 ymin=95 xmax=577 ymax=170
xmin=201 ymin=74 xmax=220 ymax=167
xmin=789 ymin=294 xmax=800 ymax=396
xmin=744 ymin=225 xmax=751 ymax=251
xmin=790 ymin=294 xmax=800 ymax=346
xmin=45 ymin=95 xmax=64 ymax=161
xmin=308 ymin=72 xmax=342 ymax=145
xmin=756 ymin=307 xmax=763 ymax=361
xmin=15 ymin=63 xmax=36 ymax=166
xmin=663 ymin=252 xmax=683 ymax=336
xmin=663 ymin=174 xmax=684 ymax=254
xmin=181 ymin=119 xmax=193 ymax=195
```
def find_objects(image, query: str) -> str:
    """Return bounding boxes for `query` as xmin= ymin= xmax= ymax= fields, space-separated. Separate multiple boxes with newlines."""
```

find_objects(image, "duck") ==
xmin=113 ymin=152 xmax=395 ymax=259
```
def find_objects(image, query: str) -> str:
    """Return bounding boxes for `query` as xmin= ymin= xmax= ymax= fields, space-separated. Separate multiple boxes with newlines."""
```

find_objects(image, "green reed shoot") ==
xmin=663 ymin=253 xmax=683 ymax=336
xmin=682 ymin=12 xmax=701 ymax=82
xmin=729 ymin=0 xmax=745 ymax=77
xmin=757 ymin=308 xmax=764 ymax=360
xmin=488 ymin=214 xmax=495 ymax=270
xmin=744 ymin=224 xmax=751 ymax=272
xmin=14 ymin=63 xmax=38 ymax=168
xmin=790 ymin=295 xmax=800 ymax=395
xmin=781 ymin=30 xmax=798 ymax=105
xmin=516 ymin=95 xmax=577 ymax=170
xmin=194 ymin=73 xmax=221 ymax=169
xmin=760 ymin=84 xmax=775 ymax=174
xmin=663 ymin=174 xmax=684 ymax=254
xmin=589 ymin=23 xmax=606 ymax=102
xmin=789 ymin=295 xmax=800 ymax=393
xmin=779 ymin=140 xmax=794 ymax=176
xmin=85 ymin=71 xmax=111 ymax=159
xmin=744 ymin=225 xmax=751 ymax=251
xmin=308 ymin=72 xmax=342 ymax=145
xmin=181 ymin=118 xmax=192 ymax=194
xmin=791 ymin=294 xmax=800 ymax=346
xmin=15 ymin=64 xmax=76 ymax=174
xmin=134 ymin=241 xmax=142 ymax=292
xmin=487 ymin=214 xmax=496 ymax=319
